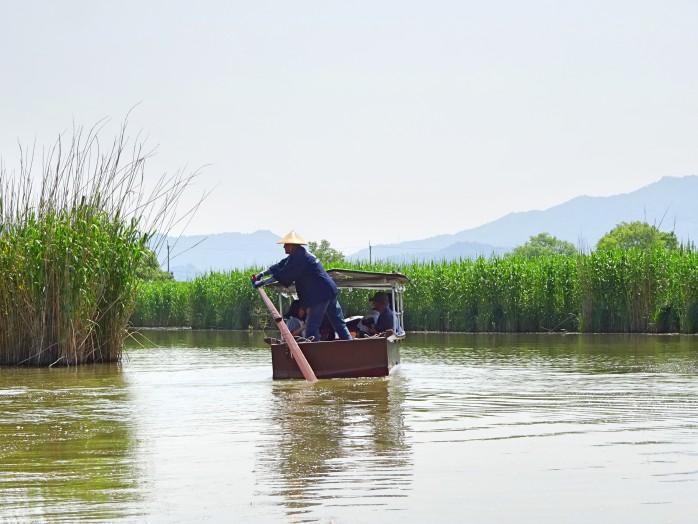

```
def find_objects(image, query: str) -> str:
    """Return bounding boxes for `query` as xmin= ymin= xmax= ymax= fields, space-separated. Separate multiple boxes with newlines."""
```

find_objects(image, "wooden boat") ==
xmin=266 ymin=269 xmax=410 ymax=379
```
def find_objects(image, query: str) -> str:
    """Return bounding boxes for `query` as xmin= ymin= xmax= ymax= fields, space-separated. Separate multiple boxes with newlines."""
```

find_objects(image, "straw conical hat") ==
xmin=277 ymin=230 xmax=308 ymax=245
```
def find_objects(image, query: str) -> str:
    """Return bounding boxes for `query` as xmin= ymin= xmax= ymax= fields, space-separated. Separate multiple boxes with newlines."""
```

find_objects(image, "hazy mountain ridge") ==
xmin=153 ymin=230 xmax=282 ymax=280
xmin=349 ymin=175 xmax=698 ymax=261
xmin=157 ymin=175 xmax=698 ymax=279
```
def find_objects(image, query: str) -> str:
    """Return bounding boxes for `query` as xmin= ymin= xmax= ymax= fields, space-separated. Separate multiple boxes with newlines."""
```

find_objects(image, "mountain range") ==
xmin=157 ymin=175 xmax=698 ymax=280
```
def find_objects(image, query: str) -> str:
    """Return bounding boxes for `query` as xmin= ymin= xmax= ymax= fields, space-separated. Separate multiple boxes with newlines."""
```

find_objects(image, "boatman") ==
xmin=251 ymin=231 xmax=353 ymax=342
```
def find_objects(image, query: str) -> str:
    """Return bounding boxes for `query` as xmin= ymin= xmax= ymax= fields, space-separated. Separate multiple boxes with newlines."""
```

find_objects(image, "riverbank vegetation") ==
xmin=0 ymin=119 xmax=195 ymax=365
xmin=132 ymin=244 xmax=698 ymax=334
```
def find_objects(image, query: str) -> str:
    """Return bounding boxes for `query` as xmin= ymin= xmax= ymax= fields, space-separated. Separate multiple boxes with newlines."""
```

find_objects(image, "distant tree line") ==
xmin=508 ymin=221 xmax=680 ymax=258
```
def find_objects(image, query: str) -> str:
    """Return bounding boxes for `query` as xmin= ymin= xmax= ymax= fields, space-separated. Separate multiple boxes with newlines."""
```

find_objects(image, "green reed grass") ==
xmin=0 ymin=119 xmax=195 ymax=365
xmin=132 ymin=247 xmax=698 ymax=334
xmin=129 ymin=280 xmax=194 ymax=328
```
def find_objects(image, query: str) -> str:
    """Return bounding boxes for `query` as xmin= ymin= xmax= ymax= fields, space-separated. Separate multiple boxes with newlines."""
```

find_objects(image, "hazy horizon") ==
xmin=2 ymin=1 xmax=697 ymax=254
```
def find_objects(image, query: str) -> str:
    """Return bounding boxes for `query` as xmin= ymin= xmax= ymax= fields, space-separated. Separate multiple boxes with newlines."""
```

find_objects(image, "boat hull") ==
xmin=270 ymin=337 xmax=400 ymax=379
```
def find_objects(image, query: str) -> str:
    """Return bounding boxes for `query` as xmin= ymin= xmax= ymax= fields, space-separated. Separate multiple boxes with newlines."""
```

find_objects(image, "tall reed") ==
xmin=132 ymin=248 xmax=698 ymax=334
xmin=0 ymin=118 xmax=195 ymax=365
xmin=129 ymin=280 xmax=194 ymax=328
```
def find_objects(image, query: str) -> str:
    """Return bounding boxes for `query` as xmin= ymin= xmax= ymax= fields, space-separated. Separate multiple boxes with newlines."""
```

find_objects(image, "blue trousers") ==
xmin=305 ymin=295 xmax=352 ymax=341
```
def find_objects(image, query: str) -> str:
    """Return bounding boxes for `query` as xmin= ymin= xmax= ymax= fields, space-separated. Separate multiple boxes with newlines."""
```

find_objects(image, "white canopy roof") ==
xmin=268 ymin=269 xmax=410 ymax=292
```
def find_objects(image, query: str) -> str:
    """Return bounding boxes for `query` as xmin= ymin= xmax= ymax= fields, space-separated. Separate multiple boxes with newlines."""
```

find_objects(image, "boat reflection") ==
xmin=256 ymin=374 xmax=413 ymax=519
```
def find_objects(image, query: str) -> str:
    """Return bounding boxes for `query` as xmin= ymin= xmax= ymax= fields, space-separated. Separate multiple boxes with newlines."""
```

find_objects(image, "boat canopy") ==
xmin=268 ymin=269 xmax=410 ymax=293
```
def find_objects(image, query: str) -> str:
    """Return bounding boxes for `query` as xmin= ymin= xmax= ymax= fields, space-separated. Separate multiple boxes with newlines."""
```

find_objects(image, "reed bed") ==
xmin=0 ymin=119 xmax=195 ymax=365
xmin=132 ymin=247 xmax=698 ymax=334
xmin=129 ymin=280 xmax=194 ymax=328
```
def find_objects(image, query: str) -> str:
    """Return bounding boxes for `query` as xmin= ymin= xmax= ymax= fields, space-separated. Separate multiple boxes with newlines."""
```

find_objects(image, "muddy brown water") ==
xmin=2 ymin=331 xmax=697 ymax=523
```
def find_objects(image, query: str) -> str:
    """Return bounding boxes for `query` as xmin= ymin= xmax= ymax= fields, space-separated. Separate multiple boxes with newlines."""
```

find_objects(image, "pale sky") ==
xmin=1 ymin=1 xmax=697 ymax=254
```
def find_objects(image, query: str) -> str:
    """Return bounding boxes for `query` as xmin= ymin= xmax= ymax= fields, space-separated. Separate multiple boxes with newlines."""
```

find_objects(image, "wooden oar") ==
xmin=256 ymin=287 xmax=318 ymax=383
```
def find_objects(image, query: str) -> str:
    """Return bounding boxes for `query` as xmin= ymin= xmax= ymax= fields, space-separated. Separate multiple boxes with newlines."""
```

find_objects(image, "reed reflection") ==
xmin=405 ymin=332 xmax=698 ymax=374
xmin=257 ymin=375 xmax=413 ymax=519
xmin=0 ymin=365 xmax=141 ymax=522
xmin=127 ymin=328 xmax=266 ymax=350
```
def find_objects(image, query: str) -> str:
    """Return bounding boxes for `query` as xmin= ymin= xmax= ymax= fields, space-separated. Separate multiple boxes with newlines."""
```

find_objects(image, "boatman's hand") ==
xmin=252 ymin=279 xmax=265 ymax=288
xmin=250 ymin=273 xmax=260 ymax=284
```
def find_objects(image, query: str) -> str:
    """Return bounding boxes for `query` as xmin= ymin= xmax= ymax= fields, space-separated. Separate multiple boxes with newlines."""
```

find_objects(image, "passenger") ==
xmin=283 ymin=300 xmax=307 ymax=337
xmin=366 ymin=291 xmax=396 ymax=336
xmin=319 ymin=315 xmax=336 ymax=341
xmin=356 ymin=308 xmax=380 ymax=337
xmin=251 ymin=230 xmax=352 ymax=342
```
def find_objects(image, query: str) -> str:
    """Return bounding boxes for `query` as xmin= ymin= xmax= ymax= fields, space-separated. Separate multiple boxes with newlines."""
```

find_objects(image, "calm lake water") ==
xmin=1 ymin=331 xmax=697 ymax=523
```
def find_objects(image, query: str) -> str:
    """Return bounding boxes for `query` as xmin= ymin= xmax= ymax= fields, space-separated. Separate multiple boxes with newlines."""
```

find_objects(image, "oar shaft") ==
xmin=256 ymin=287 xmax=318 ymax=382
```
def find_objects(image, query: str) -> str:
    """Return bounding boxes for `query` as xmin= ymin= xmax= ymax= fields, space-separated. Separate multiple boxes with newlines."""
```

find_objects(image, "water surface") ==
xmin=1 ymin=331 xmax=697 ymax=522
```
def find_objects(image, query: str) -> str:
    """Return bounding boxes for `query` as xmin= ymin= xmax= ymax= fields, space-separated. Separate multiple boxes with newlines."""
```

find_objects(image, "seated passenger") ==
xmin=283 ymin=300 xmax=307 ymax=337
xmin=319 ymin=315 xmax=336 ymax=341
xmin=366 ymin=291 xmax=397 ymax=336
xmin=357 ymin=308 xmax=380 ymax=337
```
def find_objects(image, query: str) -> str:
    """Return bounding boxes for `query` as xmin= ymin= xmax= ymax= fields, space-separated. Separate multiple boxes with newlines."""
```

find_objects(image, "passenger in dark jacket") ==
xmin=367 ymin=291 xmax=396 ymax=335
xmin=251 ymin=231 xmax=352 ymax=342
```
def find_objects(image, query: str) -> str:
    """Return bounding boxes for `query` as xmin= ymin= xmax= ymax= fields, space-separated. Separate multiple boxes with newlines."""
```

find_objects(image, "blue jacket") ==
xmin=268 ymin=247 xmax=338 ymax=307
xmin=376 ymin=306 xmax=396 ymax=332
